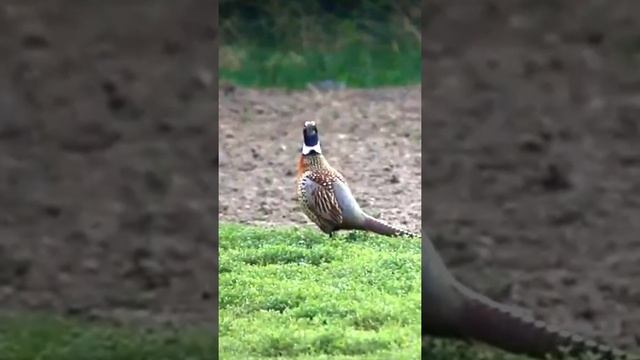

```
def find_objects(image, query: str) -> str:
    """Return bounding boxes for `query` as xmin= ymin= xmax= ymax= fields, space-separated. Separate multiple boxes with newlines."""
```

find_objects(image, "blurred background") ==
xmin=0 ymin=0 xmax=216 ymax=358
xmin=423 ymin=0 xmax=640 ymax=356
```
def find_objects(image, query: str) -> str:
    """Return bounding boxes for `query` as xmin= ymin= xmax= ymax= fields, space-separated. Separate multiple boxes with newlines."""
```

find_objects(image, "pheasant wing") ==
xmin=300 ymin=173 xmax=343 ymax=227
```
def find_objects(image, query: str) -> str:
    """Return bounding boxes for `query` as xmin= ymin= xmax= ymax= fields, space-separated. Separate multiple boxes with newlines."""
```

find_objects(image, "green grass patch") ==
xmin=219 ymin=223 xmax=421 ymax=359
xmin=0 ymin=313 xmax=216 ymax=360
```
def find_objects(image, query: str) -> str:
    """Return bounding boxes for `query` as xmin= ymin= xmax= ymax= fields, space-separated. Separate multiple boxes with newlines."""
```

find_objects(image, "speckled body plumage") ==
xmin=296 ymin=154 xmax=345 ymax=235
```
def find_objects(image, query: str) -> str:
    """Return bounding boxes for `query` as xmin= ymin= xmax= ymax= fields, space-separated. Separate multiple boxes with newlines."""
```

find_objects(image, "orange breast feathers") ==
xmin=296 ymin=155 xmax=308 ymax=178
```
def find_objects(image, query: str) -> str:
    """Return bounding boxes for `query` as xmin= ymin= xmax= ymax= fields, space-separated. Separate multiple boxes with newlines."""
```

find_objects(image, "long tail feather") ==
xmin=361 ymin=214 xmax=419 ymax=238
xmin=453 ymin=281 xmax=634 ymax=360
xmin=423 ymin=234 xmax=637 ymax=360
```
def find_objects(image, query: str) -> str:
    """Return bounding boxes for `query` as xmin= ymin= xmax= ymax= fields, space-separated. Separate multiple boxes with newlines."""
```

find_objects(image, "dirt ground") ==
xmin=218 ymin=87 xmax=422 ymax=232
xmin=423 ymin=0 xmax=640 ymax=351
xmin=0 ymin=0 xmax=217 ymax=327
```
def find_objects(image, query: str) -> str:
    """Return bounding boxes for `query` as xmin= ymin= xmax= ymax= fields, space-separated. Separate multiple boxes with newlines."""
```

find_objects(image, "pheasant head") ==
xmin=302 ymin=120 xmax=322 ymax=155
xmin=297 ymin=121 xmax=328 ymax=176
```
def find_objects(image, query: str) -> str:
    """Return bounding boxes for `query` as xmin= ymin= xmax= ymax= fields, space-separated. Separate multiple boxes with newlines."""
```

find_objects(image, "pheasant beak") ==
xmin=302 ymin=121 xmax=322 ymax=155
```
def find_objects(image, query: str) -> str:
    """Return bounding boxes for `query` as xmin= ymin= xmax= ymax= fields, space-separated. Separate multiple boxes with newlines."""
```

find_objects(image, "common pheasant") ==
xmin=295 ymin=121 xmax=414 ymax=238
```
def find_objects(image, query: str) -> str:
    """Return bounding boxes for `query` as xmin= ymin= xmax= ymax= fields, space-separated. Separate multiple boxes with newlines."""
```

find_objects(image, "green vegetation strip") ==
xmin=0 ymin=314 xmax=215 ymax=360
xmin=219 ymin=2 xmax=421 ymax=89
xmin=219 ymin=44 xmax=420 ymax=89
xmin=219 ymin=223 xmax=421 ymax=359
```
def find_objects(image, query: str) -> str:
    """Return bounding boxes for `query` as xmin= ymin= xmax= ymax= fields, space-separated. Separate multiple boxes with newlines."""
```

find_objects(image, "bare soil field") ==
xmin=218 ymin=87 xmax=422 ymax=233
